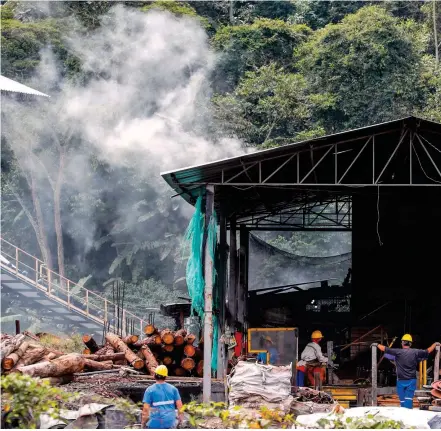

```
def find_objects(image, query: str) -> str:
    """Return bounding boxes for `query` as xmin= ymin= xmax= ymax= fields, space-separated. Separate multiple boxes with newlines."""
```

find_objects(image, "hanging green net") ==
xmin=184 ymin=194 xmax=219 ymax=373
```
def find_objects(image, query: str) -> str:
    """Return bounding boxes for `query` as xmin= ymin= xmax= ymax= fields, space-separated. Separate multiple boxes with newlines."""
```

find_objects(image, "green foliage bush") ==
xmin=1 ymin=374 xmax=74 ymax=429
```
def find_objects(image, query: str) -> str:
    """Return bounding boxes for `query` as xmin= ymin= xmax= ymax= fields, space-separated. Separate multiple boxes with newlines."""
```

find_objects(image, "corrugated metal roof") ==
xmin=0 ymin=75 xmax=49 ymax=98
xmin=161 ymin=116 xmax=441 ymax=218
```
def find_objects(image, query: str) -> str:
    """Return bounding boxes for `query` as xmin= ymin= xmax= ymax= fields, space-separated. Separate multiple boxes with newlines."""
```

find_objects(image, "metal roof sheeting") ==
xmin=0 ymin=75 xmax=49 ymax=98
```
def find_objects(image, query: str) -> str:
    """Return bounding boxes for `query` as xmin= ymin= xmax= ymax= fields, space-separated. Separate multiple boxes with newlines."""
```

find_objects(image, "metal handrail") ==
xmin=0 ymin=237 xmax=145 ymax=336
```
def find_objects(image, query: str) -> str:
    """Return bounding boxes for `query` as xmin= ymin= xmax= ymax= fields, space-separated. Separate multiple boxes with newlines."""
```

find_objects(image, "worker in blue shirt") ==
xmin=375 ymin=334 xmax=440 ymax=409
xmin=257 ymin=336 xmax=280 ymax=365
xmin=141 ymin=365 xmax=183 ymax=429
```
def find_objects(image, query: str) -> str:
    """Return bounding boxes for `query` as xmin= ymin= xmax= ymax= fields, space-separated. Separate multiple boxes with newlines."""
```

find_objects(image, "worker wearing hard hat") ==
xmin=297 ymin=330 xmax=328 ymax=386
xmin=141 ymin=365 xmax=183 ymax=428
xmin=257 ymin=335 xmax=280 ymax=365
xmin=375 ymin=334 xmax=440 ymax=409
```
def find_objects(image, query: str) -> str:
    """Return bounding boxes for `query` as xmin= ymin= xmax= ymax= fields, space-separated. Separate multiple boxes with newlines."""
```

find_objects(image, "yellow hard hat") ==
xmin=401 ymin=334 xmax=413 ymax=342
xmin=155 ymin=365 xmax=168 ymax=377
xmin=311 ymin=330 xmax=323 ymax=339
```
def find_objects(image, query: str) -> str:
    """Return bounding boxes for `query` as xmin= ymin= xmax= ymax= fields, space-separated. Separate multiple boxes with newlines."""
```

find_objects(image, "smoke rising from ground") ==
xmin=2 ymin=5 xmax=245 ymax=277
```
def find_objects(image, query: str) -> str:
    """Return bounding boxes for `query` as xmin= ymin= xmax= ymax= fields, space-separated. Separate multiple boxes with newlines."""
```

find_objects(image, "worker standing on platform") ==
xmin=297 ymin=330 xmax=328 ymax=386
xmin=141 ymin=365 xmax=183 ymax=429
xmin=375 ymin=334 xmax=440 ymax=409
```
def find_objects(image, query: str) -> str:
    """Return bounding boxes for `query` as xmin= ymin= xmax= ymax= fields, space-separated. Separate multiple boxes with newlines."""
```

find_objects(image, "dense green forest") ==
xmin=1 ymin=1 xmax=440 ymax=320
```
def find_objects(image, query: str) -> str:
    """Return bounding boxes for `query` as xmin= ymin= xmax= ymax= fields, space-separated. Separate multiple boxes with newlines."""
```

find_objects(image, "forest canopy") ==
xmin=1 ymin=0 xmax=440 ymax=321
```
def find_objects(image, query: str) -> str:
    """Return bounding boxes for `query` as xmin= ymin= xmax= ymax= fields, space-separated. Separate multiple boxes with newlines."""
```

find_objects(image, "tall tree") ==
xmin=296 ymin=6 xmax=430 ymax=132
xmin=212 ymin=18 xmax=311 ymax=92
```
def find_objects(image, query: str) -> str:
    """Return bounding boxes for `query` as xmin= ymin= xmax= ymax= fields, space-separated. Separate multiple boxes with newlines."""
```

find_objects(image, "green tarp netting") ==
xmin=184 ymin=194 xmax=218 ymax=373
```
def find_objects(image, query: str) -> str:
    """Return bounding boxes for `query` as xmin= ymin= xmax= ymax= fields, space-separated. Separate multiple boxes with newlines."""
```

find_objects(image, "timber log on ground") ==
xmin=1 ymin=327 xmax=204 ymax=381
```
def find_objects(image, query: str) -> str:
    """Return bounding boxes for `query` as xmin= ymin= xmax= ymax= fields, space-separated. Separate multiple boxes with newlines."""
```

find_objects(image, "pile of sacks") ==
xmin=228 ymin=361 xmax=293 ymax=411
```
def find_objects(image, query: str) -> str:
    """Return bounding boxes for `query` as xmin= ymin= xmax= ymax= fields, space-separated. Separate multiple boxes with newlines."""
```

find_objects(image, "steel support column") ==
xmin=371 ymin=344 xmax=378 ymax=406
xmin=203 ymin=185 xmax=215 ymax=403
xmin=237 ymin=226 xmax=249 ymax=328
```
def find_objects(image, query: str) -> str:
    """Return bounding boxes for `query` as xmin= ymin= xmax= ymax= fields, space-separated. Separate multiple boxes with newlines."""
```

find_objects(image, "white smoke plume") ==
xmin=2 ymin=5 xmax=245 ymax=276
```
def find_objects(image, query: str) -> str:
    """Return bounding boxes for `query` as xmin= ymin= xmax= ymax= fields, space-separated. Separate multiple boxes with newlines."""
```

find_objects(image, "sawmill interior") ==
xmin=162 ymin=116 xmax=441 ymax=405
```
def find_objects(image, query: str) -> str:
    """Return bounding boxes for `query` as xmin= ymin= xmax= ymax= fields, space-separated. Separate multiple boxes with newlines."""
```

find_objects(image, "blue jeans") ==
xmin=396 ymin=379 xmax=416 ymax=409
xmin=297 ymin=370 xmax=305 ymax=387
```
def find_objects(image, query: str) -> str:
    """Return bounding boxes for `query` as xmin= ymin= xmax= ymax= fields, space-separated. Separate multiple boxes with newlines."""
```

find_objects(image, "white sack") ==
xmin=228 ymin=361 xmax=292 ymax=406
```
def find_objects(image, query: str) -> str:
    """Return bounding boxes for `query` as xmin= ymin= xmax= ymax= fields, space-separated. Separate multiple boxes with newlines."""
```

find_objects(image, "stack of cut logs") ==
xmin=1 ymin=327 xmax=202 ymax=382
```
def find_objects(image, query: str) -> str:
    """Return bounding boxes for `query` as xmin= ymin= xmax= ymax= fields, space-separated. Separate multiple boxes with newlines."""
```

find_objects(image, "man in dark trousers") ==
xmin=375 ymin=334 xmax=440 ymax=409
xmin=141 ymin=365 xmax=183 ymax=428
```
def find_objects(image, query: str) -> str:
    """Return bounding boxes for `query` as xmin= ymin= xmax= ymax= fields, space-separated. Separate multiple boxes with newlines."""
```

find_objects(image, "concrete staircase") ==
xmin=1 ymin=237 xmax=145 ymax=337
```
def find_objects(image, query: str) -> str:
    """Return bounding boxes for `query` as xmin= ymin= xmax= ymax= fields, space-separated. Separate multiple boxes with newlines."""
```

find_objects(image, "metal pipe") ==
xmin=203 ymin=185 xmax=215 ymax=403
xmin=371 ymin=344 xmax=377 ymax=406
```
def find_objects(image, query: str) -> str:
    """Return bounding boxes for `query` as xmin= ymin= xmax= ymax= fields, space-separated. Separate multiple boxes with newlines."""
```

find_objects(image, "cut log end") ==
xmin=132 ymin=358 xmax=145 ymax=370
xmin=185 ymin=334 xmax=196 ymax=345
xmin=144 ymin=324 xmax=157 ymax=336
xmin=196 ymin=360 xmax=203 ymax=377
xmin=181 ymin=357 xmax=195 ymax=371
xmin=163 ymin=344 xmax=174 ymax=353
xmin=184 ymin=344 xmax=196 ymax=358
xmin=174 ymin=335 xmax=185 ymax=346
xmin=163 ymin=356 xmax=173 ymax=366
xmin=83 ymin=348 xmax=91 ymax=355
xmin=161 ymin=329 xmax=174 ymax=345
xmin=174 ymin=367 xmax=186 ymax=377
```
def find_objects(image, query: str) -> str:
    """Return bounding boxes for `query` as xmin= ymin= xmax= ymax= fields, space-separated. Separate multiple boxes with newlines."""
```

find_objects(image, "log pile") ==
xmin=1 ymin=326 xmax=203 ymax=383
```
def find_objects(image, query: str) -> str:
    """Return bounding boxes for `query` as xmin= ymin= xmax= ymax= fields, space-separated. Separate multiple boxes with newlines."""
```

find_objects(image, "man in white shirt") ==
xmin=297 ymin=330 xmax=328 ymax=386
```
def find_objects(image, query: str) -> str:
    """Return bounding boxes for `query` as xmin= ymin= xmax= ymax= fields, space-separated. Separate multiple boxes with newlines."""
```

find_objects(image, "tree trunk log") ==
xmin=1 ymin=334 xmax=25 ymax=362
xmin=83 ymin=348 xmax=91 ymax=355
xmin=95 ymin=343 xmax=115 ymax=355
xmin=84 ymin=359 xmax=113 ymax=371
xmin=185 ymin=334 xmax=196 ymax=345
xmin=163 ymin=356 xmax=173 ymax=366
xmin=82 ymin=335 xmax=99 ymax=353
xmin=154 ymin=335 xmax=162 ymax=345
xmin=16 ymin=353 xmax=86 ymax=377
xmin=184 ymin=345 xmax=196 ymax=357
xmin=132 ymin=336 xmax=156 ymax=349
xmin=181 ymin=357 xmax=195 ymax=371
xmin=196 ymin=360 xmax=203 ymax=377
xmin=105 ymin=332 xmax=144 ymax=369
xmin=14 ymin=347 xmax=47 ymax=368
xmin=2 ymin=341 xmax=30 ymax=370
xmin=163 ymin=344 xmax=174 ymax=353
xmin=160 ymin=329 xmax=174 ymax=345
xmin=174 ymin=329 xmax=187 ymax=346
xmin=140 ymin=345 xmax=159 ymax=375
xmin=81 ymin=352 xmax=126 ymax=362
xmin=175 ymin=367 xmax=186 ymax=377
xmin=144 ymin=324 xmax=157 ymax=336
xmin=122 ymin=335 xmax=139 ymax=345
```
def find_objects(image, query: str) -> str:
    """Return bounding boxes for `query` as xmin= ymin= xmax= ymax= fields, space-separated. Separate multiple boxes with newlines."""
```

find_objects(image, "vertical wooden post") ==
xmin=327 ymin=341 xmax=334 ymax=385
xmin=217 ymin=211 xmax=227 ymax=380
xmin=434 ymin=345 xmax=440 ymax=383
xmin=15 ymin=320 xmax=20 ymax=335
xmin=104 ymin=299 xmax=108 ymax=323
xmin=67 ymin=280 xmax=70 ymax=307
xmin=423 ymin=360 xmax=427 ymax=386
xmin=228 ymin=219 xmax=237 ymax=326
xmin=86 ymin=290 xmax=89 ymax=315
xmin=371 ymin=344 xmax=378 ymax=406
xmin=203 ymin=185 xmax=215 ymax=403
xmin=237 ymin=226 xmax=249 ymax=327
